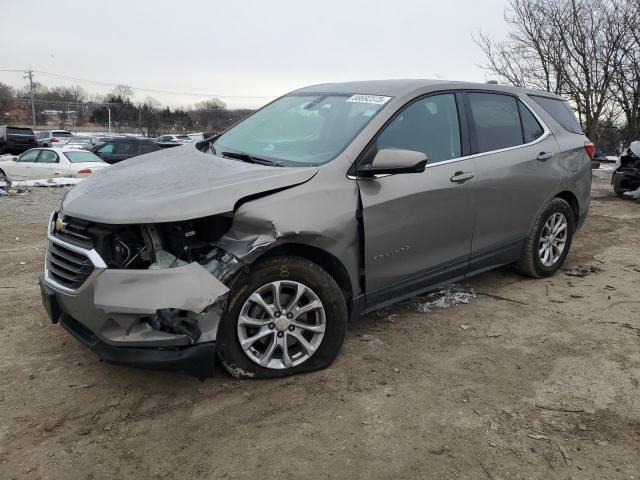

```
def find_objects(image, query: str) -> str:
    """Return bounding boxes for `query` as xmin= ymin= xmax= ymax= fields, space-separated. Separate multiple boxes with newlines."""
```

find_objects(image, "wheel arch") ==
xmin=250 ymin=243 xmax=354 ymax=313
xmin=554 ymin=190 xmax=579 ymax=224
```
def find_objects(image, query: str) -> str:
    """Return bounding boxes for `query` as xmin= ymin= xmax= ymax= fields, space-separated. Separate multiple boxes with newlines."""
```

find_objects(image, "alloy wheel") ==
xmin=237 ymin=280 xmax=326 ymax=369
xmin=538 ymin=212 xmax=568 ymax=267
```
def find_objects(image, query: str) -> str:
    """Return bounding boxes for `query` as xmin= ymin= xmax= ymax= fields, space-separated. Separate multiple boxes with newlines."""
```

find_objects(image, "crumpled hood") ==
xmin=62 ymin=145 xmax=318 ymax=224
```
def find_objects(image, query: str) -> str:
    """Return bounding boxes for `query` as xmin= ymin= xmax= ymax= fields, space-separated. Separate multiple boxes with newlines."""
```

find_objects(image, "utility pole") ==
xmin=24 ymin=69 xmax=36 ymax=128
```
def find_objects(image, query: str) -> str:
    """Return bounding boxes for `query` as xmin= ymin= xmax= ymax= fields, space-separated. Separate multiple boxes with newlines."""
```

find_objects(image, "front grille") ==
xmin=46 ymin=241 xmax=95 ymax=290
xmin=54 ymin=215 xmax=93 ymax=249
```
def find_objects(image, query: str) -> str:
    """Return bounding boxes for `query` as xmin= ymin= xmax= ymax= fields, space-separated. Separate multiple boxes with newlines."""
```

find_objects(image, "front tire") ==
xmin=217 ymin=256 xmax=348 ymax=379
xmin=517 ymin=198 xmax=575 ymax=278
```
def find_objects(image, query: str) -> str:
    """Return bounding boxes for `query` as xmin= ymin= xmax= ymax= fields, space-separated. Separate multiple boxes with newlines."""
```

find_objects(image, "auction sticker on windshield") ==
xmin=346 ymin=94 xmax=392 ymax=105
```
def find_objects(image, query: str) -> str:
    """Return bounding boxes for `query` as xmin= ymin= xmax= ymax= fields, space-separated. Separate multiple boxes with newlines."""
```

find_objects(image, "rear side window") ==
xmin=53 ymin=131 xmax=72 ymax=137
xmin=38 ymin=150 xmax=59 ymax=163
xmin=139 ymin=144 xmax=158 ymax=154
xmin=519 ymin=102 xmax=544 ymax=143
xmin=114 ymin=142 xmax=134 ymax=154
xmin=529 ymin=95 xmax=583 ymax=134
xmin=468 ymin=93 xmax=522 ymax=153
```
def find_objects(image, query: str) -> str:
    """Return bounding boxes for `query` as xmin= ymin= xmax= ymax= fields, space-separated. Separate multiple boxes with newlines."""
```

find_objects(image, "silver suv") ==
xmin=39 ymin=80 xmax=592 ymax=379
xmin=36 ymin=130 xmax=73 ymax=147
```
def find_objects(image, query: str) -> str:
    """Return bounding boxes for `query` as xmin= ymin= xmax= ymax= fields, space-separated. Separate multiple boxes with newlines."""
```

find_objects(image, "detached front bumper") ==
xmin=41 ymin=213 xmax=231 ymax=379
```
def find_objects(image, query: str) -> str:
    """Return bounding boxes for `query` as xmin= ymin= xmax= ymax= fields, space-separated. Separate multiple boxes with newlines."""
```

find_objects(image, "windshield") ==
xmin=63 ymin=151 xmax=104 ymax=163
xmin=213 ymin=93 xmax=390 ymax=166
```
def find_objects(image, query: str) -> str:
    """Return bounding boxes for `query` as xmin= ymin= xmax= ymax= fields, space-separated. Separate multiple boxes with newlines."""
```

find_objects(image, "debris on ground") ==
xmin=11 ymin=177 xmax=84 ymax=187
xmin=563 ymin=265 xmax=603 ymax=277
xmin=416 ymin=284 xmax=476 ymax=312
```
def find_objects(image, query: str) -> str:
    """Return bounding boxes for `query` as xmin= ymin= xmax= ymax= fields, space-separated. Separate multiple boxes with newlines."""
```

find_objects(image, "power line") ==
xmin=34 ymin=70 xmax=277 ymax=99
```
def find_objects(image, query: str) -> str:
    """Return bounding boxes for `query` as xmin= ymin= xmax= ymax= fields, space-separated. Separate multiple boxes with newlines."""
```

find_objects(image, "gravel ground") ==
xmin=1 ymin=175 xmax=639 ymax=479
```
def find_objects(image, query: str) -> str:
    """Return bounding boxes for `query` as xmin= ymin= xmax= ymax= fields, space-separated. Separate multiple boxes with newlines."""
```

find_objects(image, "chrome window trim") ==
xmin=43 ymin=213 xmax=107 ymax=295
xmin=348 ymin=95 xmax=552 ymax=179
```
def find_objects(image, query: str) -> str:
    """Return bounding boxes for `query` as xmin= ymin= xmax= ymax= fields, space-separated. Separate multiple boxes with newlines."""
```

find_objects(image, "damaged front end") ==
xmin=612 ymin=142 xmax=640 ymax=197
xmin=41 ymin=210 xmax=246 ymax=379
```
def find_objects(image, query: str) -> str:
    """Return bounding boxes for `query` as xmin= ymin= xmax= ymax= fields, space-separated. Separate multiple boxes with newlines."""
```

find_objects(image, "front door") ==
xmin=357 ymin=92 xmax=477 ymax=306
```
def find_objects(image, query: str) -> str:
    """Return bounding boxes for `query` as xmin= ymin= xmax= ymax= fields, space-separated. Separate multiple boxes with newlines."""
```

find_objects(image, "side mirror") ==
xmin=357 ymin=148 xmax=427 ymax=177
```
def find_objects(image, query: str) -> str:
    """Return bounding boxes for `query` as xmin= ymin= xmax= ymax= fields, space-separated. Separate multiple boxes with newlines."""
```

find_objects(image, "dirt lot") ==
xmin=1 ymin=174 xmax=639 ymax=480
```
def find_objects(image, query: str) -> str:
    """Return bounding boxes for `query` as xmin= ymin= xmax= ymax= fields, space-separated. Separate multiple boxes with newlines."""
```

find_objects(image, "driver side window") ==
xmin=377 ymin=93 xmax=461 ymax=165
xmin=18 ymin=150 xmax=40 ymax=162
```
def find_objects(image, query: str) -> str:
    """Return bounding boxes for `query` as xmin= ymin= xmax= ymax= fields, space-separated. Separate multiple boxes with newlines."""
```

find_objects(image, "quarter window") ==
xmin=468 ymin=93 xmax=523 ymax=153
xmin=529 ymin=95 xmax=583 ymax=135
xmin=519 ymin=102 xmax=544 ymax=143
xmin=377 ymin=93 xmax=461 ymax=164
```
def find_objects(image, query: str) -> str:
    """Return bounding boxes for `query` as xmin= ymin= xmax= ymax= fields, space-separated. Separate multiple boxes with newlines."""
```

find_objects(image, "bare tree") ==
xmin=112 ymin=84 xmax=134 ymax=102
xmin=475 ymin=0 xmax=633 ymax=144
xmin=0 ymin=82 xmax=15 ymax=120
xmin=612 ymin=1 xmax=640 ymax=144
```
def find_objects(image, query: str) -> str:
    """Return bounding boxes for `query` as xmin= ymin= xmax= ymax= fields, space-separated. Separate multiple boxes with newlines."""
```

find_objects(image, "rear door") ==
xmin=357 ymin=92 xmax=477 ymax=305
xmin=464 ymin=91 xmax=561 ymax=269
xmin=32 ymin=149 xmax=64 ymax=177
xmin=109 ymin=141 xmax=137 ymax=162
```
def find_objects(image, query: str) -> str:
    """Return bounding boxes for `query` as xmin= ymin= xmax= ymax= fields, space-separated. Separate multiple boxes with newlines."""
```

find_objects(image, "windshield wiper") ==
xmin=220 ymin=151 xmax=283 ymax=167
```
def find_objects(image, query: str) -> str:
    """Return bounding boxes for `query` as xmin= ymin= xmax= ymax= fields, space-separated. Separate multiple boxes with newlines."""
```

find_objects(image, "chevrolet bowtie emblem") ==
xmin=55 ymin=217 xmax=66 ymax=232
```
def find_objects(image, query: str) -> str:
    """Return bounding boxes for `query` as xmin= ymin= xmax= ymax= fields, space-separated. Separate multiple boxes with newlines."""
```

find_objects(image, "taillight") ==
xmin=584 ymin=140 xmax=595 ymax=160
xmin=51 ymin=137 xmax=58 ymax=142
xmin=77 ymin=168 xmax=92 ymax=174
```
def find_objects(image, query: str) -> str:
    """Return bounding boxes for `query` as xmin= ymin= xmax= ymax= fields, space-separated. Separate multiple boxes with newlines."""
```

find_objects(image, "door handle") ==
xmin=450 ymin=171 xmax=474 ymax=183
xmin=537 ymin=152 xmax=553 ymax=161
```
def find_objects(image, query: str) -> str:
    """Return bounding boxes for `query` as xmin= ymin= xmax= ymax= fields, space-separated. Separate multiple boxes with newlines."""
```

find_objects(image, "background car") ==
xmin=91 ymin=137 xmax=161 ymax=164
xmin=0 ymin=147 xmax=109 ymax=180
xmin=157 ymin=134 xmax=194 ymax=143
xmin=36 ymin=130 xmax=73 ymax=147
xmin=0 ymin=126 xmax=38 ymax=154
xmin=64 ymin=136 xmax=101 ymax=150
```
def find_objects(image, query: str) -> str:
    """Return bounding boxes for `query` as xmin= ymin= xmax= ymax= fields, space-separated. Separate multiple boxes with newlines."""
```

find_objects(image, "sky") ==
xmin=0 ymin=0 xmax=510 ymax=109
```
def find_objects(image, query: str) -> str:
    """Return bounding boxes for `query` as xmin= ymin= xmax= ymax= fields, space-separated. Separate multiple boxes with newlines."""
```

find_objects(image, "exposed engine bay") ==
xmin=52 ymin=212 xmax=244 ymax=342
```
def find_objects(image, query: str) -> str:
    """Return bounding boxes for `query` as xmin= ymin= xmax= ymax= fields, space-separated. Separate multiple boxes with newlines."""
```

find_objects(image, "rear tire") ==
xmin=517 ymin=198 xmax=575 ymax=278
xmin=217 ymin=256 xmax=348 ymax=379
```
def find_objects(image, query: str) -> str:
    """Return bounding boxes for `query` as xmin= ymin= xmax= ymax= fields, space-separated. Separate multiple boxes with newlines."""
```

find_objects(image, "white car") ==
xmin=0 ymin=147 xmax=109 ymax=180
